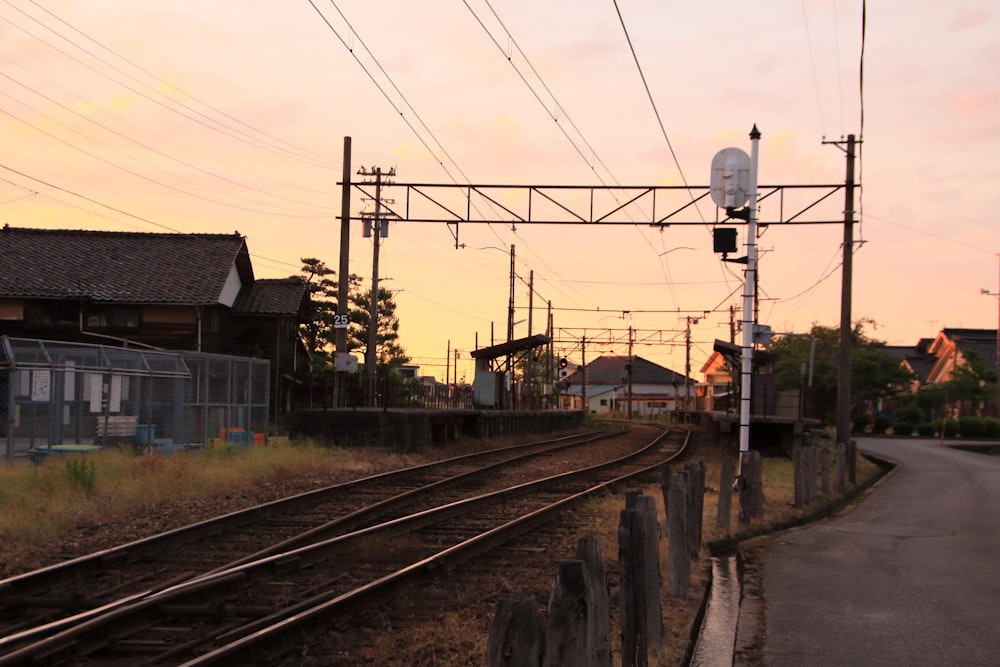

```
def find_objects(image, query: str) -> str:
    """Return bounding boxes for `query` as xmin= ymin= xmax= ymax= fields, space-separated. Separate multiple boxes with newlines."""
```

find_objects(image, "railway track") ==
xmin=0 ymin=423 xmax=688 ymax=666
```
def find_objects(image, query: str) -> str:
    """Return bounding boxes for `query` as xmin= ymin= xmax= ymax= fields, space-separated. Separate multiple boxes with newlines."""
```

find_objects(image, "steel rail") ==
xmin=0 ymin=427 xmax=620 ymax=650
xmin=0 ymin=427 xmax=683 ymax=666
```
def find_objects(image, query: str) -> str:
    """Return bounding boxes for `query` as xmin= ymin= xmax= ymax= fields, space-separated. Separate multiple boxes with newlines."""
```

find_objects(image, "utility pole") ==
xmin=685 ymin=316 xmax=700 ymax=412
xmin=825 ymin=134 xmax=857 ymax=449
xmin=358 ymin=165 xmax=395 ymax=408
xmin=507 ymin=244 xmax=515 ymax=409
xmin=335 ymin=137 xmax=352 ymax=409
xmin=526 ymin=270 xmax=534 ymax=407
xmin=626 ymin=325 xmax=634 ymax=419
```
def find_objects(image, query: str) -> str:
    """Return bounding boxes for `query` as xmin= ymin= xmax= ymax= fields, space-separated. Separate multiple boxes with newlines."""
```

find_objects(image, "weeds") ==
xmin=63 ymin=458 xmax=97 ymax=495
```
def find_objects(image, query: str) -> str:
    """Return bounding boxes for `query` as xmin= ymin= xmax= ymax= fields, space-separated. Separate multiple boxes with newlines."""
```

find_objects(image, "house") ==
xmin=560 ymin=355 xmax=693 ymax=416
xmin=0 ymin=226 xmax=310 ymax=423
xmin=920 ymin=328 xmax=996 ymax=387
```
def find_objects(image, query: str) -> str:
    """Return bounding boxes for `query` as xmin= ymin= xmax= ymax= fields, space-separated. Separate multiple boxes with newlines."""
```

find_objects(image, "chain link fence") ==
xmin=2 ymin=337 xmax=269 ymax=460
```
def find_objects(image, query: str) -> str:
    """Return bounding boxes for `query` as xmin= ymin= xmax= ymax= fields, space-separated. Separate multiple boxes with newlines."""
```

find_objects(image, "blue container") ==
xmin=136 ymin=424 xmax=157 ymax=445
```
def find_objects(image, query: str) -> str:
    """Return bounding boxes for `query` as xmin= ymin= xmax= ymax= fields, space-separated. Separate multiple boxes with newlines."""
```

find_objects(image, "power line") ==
xmin=2 ymin=0 xmax=340 ymax=169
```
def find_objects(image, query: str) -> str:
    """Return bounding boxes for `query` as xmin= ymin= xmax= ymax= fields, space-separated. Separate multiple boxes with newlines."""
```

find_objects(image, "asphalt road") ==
xmin=758 ymin=437 xmax=1000 ymax=666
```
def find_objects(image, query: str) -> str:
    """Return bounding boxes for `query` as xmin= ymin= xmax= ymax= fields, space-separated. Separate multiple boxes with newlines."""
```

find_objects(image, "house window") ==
xmin=86 ymin=306 xmax=140 ymax=330
xmin=25 ymin=301 xmax=78 ymax=327
xmin=600 ymin=399 xmax=608 ymax=406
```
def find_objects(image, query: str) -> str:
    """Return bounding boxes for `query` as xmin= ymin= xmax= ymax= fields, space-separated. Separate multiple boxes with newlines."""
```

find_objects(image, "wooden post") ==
xmin=820 ymin=446 xmax=831 ymax=495
xmin=544 ymin=561 xmax=591 ymax=667
xmin=487 ymin=591 xmax=544 ymax=667
xmin=575 ymin=537 xmax=611 ymax=667
xmin=667 ymin=472 xmax=690 ymax=598
xmin=636 ymin=495 xmax=663 ymax=649
xmin=716 ymin=456 xmax=735 ymax=531
xmin=739 ymin=450 xmax=764 ymax=522
xmin=836 ymin=441 xmax=847 ymax=492
xmin=685 ymin=458 xmax=705 ymax=559
xmin=618 ymin=508 xmax=649 ymax=667
xmin=848 ymin=439 xmax=857 ymax=484
xmin=793 ymin=446 xmax=803 ymax=507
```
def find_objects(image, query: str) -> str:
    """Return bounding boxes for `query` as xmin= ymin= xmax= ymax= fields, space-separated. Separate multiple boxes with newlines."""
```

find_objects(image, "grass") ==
xmin=0 ymin=439 xmax=422 ymax=571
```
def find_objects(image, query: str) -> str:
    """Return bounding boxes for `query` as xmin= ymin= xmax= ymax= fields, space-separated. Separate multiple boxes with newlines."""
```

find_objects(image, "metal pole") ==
xmin=835 ymin=135 xmax=857 ymax=448
xmin=739 ymin=125 xmax=761 ymax=459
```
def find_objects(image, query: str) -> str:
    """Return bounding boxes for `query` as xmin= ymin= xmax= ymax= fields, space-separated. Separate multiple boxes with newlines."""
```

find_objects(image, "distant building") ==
xmin=560 ymin=355 xmax=694 ymax=415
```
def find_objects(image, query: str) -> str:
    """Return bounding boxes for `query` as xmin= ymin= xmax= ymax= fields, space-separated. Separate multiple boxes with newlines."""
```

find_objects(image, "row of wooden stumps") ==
xmin=793 ymin=440 xmax=858 ymax=507
xmin=486 ymin=458 xmax=711 ymax=667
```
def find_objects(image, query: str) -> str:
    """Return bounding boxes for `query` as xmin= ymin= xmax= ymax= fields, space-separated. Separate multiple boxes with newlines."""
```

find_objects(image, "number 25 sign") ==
xmin=333 ymin=314 xmax=350 ymax=329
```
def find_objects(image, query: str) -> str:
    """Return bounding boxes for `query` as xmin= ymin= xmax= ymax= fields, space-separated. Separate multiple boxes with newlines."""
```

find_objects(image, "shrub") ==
xmin=893 ymin=404 xmax=924 ymax=424
xmin=892 ymin=421 xmax=914 ymax=436
xmin=983 ymin=418 xmax=1000 ymax=438
xmin=917 ymin=422 xmax=936 ymax=437
xmin=942 ymin=419 xmax=960 ymax=438
xmin=871 ymin=416 xmax=892 ymax=435
xmin=852 ymin=414 xmax=871 ymax=433
xmin=959 ymin=416 xmax=985 ymax=438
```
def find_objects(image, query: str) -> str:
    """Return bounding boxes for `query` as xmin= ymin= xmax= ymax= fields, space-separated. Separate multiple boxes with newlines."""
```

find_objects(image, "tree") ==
xmin=765 ymin=320 xmax=916 ymax=422
xmin=938 ymin=350 xmax=997 ymax=416
xmin=296 ymin=258 xmax=338 ymax=365
xmin=347 ymin=280 xmax=411 ymax=406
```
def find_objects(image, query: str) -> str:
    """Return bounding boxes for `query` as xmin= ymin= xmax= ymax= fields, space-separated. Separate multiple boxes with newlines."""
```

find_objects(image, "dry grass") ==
xmin=0 ymin=439 xmax=419 ymax=568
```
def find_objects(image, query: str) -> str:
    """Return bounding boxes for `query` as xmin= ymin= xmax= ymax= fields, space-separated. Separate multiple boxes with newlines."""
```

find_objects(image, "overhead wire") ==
xmin=3 ymin=0 xmax=339 ymax=170
xmin=0 ymin=69 xmax=335 ymax=214
xmin=463 ymin=0 xmax=688 ymax=308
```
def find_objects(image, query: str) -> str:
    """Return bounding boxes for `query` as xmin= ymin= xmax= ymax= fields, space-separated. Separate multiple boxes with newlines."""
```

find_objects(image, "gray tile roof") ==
xmin=569 ymin=355 xmax=691 ymax=385
xmin=233 ymin=278 xmax=308 ymax=316
xmin=0 ymin=226 xmax=250 ymax=305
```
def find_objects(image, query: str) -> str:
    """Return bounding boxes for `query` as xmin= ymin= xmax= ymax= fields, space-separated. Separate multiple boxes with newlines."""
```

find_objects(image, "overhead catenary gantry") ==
xmin=339 ymin=181 xmax=847 ymax=248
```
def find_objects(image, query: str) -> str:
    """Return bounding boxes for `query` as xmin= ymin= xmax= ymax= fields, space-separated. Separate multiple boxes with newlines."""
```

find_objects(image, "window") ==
xmin=600 ymin=399 xmax=608 ymax=406
xmin=86 ymin=306 xmax=140 ymax=330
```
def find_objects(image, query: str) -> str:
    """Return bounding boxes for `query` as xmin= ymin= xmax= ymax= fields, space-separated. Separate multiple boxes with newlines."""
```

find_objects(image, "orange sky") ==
xmin=2 ymin=1 xmax=997 ymax=383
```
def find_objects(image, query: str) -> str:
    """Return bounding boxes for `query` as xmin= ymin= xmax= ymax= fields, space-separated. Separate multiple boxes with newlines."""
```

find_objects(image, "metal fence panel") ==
xmin=2 ymin=337 xmax=269 ymax=460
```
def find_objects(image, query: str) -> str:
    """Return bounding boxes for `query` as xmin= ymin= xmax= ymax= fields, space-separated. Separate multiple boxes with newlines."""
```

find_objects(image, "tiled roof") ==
xmin=233 ymin=278 xmax=308 ymax=316
xmin=0 ymin=226 xmax=249 ymax=304
xmin=569 ymin=355 xmax=691 ymax=385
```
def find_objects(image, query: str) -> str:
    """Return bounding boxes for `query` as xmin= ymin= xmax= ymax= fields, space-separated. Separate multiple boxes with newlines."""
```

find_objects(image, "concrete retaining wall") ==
xmin=289 ymin=408 xmax=585 ymax=452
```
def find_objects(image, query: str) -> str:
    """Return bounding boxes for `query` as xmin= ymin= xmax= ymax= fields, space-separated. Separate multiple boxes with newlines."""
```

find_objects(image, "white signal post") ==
xmin=741 ymin=126 xmax=760 ymax=461
xmin=710 ymin=125 xmax=760 ymax=472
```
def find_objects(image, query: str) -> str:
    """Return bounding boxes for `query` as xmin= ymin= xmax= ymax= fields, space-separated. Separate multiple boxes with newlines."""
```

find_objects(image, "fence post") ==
xmin=848 ymin=439 xmax=857 ymax=484
xmin=820 ymin=446 xmax=831 ymax=495
xmin=544 ymin=561 xmax=591 ymax=667
xmin=836 ymin=441 xmax=847 ymax=492
xmin=618 ymin=508 xmax=649 ymax=667
xmin=684 ymin=458 xmax=705 ymax=559
xmin=575 ymin=537 xmax=611 ymax=667
xmin=716 ymin=455 xmax=735 ymax=531
xmin=487 ymin=591 xmax=544 ymax=667
xmin=667 ymin=472 xmax=690 ymax=598
xmin=636 ymin=495 xmax=663 ymax=650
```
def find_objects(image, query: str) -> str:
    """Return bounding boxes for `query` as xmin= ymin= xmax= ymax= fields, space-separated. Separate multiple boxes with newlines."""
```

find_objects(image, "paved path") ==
xmin=758 ymin=438 xmax=1000 ymax=666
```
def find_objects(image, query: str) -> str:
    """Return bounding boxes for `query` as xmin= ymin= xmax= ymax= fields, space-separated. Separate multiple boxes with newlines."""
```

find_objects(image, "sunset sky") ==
xmin=2 ymin=1 xmax=997 ymax=383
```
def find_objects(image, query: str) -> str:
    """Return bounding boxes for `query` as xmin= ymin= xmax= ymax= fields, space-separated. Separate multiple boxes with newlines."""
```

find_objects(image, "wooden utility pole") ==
xmin=335 ymin=137 xmax=352 ymax=408
xmin=828 ymin=134 xmax=857 ymax=448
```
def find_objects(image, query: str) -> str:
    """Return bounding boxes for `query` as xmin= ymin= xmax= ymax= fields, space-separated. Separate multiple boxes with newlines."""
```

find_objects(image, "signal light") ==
xmin=559 ymin=357 xmax=568 ymax=369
